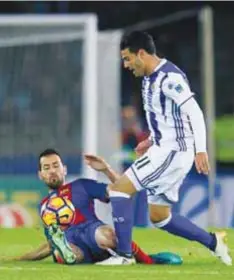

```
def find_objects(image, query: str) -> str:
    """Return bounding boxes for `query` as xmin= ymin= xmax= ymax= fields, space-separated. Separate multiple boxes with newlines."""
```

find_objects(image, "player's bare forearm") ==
xmin=14 ymin=242 xmax=51 ymax=261
xmin=103 ymin=167 xmax=120 ymax=183
xmin=84 ymin=154 xmax=121 ymax=183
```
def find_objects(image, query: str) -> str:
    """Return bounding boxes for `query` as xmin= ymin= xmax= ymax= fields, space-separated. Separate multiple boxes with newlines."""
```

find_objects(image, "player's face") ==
xmin=38 ymin=154 xmax=67 ymax=189
xmin=121 ymin=48 xmax=146 ymax=77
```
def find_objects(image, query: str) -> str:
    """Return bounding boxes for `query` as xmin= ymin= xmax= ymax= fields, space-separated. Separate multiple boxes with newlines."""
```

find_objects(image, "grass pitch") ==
xmin=0 ymin=227 xmax=233 ymax=280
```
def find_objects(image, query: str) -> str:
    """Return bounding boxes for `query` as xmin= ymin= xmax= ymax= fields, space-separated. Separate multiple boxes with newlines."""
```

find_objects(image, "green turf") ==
xmin=0 ymin=228 xmax=233 ymax=280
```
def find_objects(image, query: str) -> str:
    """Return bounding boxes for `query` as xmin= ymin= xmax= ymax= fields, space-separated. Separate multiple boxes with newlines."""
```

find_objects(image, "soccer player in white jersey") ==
xmin=96 ymin=31 xmax=232 ymax=266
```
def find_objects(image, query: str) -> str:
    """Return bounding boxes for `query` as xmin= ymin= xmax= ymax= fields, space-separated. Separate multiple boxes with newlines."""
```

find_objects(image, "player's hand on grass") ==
xmin=135 ymin=139 xmax=153 ymax=158
xmin=84 ymin=154 xmax=109 ymax=172
xmin=195 ymin=152 xmax=210 ymax=175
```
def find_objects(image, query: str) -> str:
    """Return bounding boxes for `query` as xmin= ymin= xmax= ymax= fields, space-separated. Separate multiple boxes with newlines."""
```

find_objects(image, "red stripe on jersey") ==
xmin=39 ymin=183 xmax=87 ymax=225
xmin=57 ymin=184 xmax=72 ymax=201
xmin=40 ymin=196 xmax=49 ymax=207
xmin=58 ymin=183 xmax=87 ymax=224
xmin=73 ymin=209 xmax=86 ymax=224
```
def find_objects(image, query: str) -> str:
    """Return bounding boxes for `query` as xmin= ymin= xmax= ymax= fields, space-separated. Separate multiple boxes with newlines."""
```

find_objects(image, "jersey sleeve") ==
xmin=78 ymin=178 xmax=109 ymax=202
xmin=161 ymin=72 xmax=194 ymax=106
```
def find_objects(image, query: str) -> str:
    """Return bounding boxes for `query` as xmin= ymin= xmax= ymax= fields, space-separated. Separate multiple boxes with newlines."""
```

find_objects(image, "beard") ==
xmin=46 ymin=176 xmax=64 ymax=190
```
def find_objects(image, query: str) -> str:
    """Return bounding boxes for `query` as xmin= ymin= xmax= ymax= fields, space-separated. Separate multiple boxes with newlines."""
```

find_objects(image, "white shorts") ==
xmin=125 ymin=145 xmax=194 ymax=205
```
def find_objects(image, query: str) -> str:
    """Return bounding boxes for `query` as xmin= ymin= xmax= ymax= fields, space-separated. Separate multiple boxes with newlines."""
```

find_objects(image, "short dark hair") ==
xmin=38 ymin=148 xmax=62 ymax=170
xmin=120 ymin=31 xmax=156 ymax=55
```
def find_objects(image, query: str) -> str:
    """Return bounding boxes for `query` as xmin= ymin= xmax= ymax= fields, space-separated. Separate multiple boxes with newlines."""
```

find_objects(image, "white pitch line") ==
xmin=0 ymin=266 xmax=233 ymax=275
xmin=0 ymin=267 xmax=56 ymax=271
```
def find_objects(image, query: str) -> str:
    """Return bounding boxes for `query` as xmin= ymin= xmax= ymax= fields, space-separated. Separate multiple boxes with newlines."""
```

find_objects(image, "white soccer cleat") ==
xmin=95 ymin=255 xmax=136 ymax=265
xmin=214 ymin=231 xmax=232 ymax=266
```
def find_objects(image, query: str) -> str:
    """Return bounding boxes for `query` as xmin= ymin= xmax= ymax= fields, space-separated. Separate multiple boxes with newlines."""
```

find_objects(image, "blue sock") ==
xmin=155 ymin=214 xmax=217 ymax=251
xmin=110 ymin=191 xmax=134 ymax=257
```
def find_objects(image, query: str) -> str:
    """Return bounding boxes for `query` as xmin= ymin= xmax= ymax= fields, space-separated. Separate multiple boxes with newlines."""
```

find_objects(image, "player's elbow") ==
xmin=181 ymin=97 xmax=204 ymax=118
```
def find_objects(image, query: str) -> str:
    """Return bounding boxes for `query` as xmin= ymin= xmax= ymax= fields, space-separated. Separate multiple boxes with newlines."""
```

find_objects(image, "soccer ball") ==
xmin=40 ymin=197 xmax=75 ymax=227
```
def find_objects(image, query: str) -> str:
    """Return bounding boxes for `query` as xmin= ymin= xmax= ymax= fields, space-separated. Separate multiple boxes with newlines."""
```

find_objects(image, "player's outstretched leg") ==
xmin=48 ymin=224 xmax=77 ymax=265
xmin=152 ymin=210 xmax=232 ymax=266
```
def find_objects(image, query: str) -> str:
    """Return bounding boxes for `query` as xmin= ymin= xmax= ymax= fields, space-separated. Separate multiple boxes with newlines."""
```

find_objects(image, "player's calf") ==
xmin=150 ymin=205 xmax=232 ymax=265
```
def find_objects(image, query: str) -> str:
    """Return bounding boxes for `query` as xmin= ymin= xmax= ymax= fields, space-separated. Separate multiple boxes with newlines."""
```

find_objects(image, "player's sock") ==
xmin=154 ymin=213 xmax=216 ymax=251
xmin=131 ymin=241 xmax=154 ymax=264
xmin=109 ymin=190 xmax=134 ymax=258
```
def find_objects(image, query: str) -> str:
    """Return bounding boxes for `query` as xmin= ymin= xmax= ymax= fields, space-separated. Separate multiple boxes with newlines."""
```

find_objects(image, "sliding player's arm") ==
xmin=81 ymin=155 xmax=122 ymax=201
xmin=161 ymin=72 xmax=210 ymax=175
xmin=84 ymin=154 xmax=120 ymax=183
xmin=13 ymin=242 xmax=51 ymax=261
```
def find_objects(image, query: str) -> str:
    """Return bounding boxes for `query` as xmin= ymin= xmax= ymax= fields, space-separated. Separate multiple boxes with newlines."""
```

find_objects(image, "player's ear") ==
xmin=138 ymin=49 xmax=145 ymax=59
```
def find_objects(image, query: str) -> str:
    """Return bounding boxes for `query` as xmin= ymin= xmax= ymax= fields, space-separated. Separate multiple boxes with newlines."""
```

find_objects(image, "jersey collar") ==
xmin=150 ymin=58 xmax=167 ymax=76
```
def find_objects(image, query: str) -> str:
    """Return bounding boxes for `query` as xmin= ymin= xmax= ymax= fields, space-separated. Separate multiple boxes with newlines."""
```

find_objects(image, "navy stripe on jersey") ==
xmin=172 ymin=101 xmax=184 ymax=151
xmin=187 ymin=115 xmax=194 ymax=134
xmin=159 ymin=75 xmax=168 ymax=117
xmin=149 ymin=111 xmax=162 ymax=146
xmin=176 ymin=106 xmax=187 ymax=151
xmin=141 ymin=151 xmax=176 ymax=186
xmin=148 ymin=79 xmax=162 ymax=146
xmin=160 ymin=92 xmax=166 ymax=117
xmin=147 ymin=77 xmax=153 ymax=110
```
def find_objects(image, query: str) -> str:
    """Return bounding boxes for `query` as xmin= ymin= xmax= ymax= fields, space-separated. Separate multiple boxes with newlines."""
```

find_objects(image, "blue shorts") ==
xmin=64 ymin=220 xmax=108 ymax=263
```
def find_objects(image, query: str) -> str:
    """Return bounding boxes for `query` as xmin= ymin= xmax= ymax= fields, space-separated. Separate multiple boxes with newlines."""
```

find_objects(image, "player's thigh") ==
xmin=154 ymin=152 xmax=193 ymax=202
xmin=110 ymin=147 xmax=161 ymax=195
xmin=64 ymin=226 xmax=93 ymax=263
xmin=146 ymin=174 xmax=186 ymax=223
xmin=94 ymin=225 xmax=116 ymax=249
xmin=125 ymin=145 xmax=178 ymax=192
xmin=147 ymin=170 xmax=193 ymax=223
xmin=82 ymin=221 xmax=109 ymax=254
xmin=108 ymin=173 xmax=137 ymax=196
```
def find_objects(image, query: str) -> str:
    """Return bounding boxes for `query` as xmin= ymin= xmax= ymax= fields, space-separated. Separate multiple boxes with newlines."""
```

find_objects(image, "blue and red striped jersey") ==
xmin=40 ymin=178 xmax=108 ymax=225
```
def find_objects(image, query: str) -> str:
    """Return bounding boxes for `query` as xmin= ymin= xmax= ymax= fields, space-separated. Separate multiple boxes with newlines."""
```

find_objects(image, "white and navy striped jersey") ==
xmin=142 ymin=59 xmax=195 ymax=151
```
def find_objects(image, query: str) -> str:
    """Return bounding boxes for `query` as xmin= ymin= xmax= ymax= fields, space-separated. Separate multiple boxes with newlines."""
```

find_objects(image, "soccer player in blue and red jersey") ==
xmin=13 ymin=149 xmax=182 ymax=265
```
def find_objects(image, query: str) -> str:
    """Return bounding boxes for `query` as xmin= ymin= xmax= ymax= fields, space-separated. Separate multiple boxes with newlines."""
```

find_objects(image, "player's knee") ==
xmin=96 ymin=227 xmax=116 ymax=249
xmin=149 ymin=205 xmax=171 ymax=223
xmin=103 ymin=228 xmax=116 ymax=248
